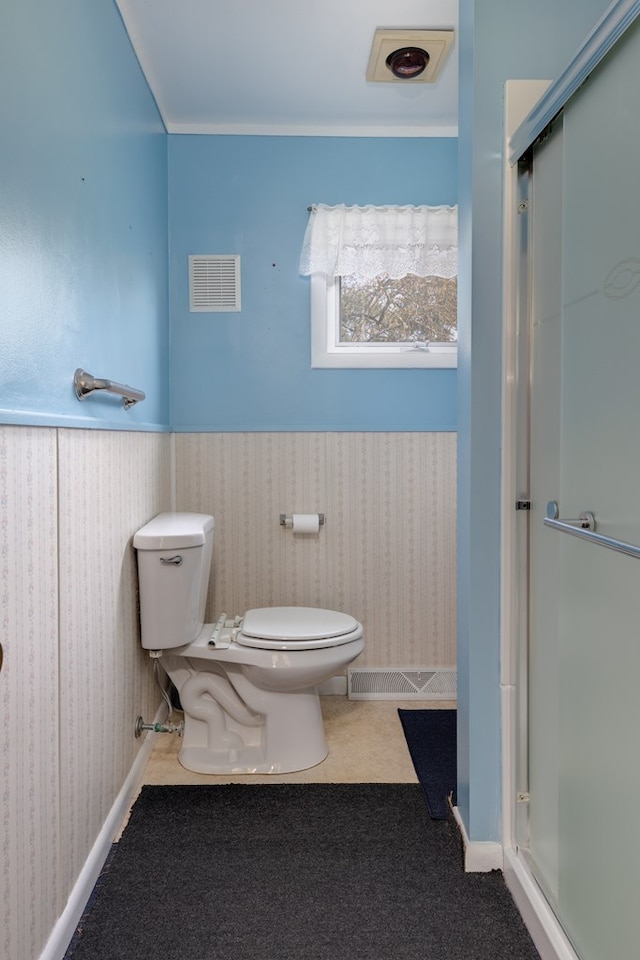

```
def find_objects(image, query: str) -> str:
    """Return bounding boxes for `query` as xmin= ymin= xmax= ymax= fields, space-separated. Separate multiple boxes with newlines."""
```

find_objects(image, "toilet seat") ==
xmin=237 ymin=606 xmax=362 ymax=650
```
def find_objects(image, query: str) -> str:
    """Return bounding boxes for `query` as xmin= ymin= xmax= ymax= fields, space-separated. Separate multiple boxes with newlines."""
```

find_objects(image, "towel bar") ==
xmin=74 ymin=368 xmax=145 ymax=409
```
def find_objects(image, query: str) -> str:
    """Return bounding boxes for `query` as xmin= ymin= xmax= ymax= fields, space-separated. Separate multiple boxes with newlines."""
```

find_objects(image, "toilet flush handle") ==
xmin=160 ymin=555 xmax=183 ymax=565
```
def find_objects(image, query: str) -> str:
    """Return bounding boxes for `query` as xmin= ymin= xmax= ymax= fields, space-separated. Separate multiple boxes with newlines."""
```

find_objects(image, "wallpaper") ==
xmin=175 ymin=432 xmax=457 ymax=668
xmin=57 ymin=429 xmax=172 ymax=893
xmin=0 ymin=426 xmax=171 ymax=960
xmin=1 ymin=426 xmax=60 ymax=960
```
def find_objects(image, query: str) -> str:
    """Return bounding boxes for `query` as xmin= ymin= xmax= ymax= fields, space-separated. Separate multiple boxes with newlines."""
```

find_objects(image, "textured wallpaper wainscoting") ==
xmin=0 ymin=425 xmax=171 ymax=960
xmin=175 ymin=433 xmax=456 ymax=669
xmin=57 ymin=429 xmax=172 ymax=894
xmin=1 ymin=426 xmax=60 ymax=960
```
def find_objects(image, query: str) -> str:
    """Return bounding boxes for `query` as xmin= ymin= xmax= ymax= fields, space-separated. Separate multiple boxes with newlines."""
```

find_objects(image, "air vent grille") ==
xmin=189 ymin=255 xmax=241 ymax=312
xmin=347 ymin=667 xmax=457 ymax=700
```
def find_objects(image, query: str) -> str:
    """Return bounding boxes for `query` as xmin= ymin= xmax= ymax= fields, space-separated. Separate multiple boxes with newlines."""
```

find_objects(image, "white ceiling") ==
xmin=115 ymin=0 xmax=458 ymax=137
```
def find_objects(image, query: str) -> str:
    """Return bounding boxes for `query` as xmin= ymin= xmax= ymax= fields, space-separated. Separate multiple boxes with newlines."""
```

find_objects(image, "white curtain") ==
xmin=299 ymin=203 xmax=457 ymax=280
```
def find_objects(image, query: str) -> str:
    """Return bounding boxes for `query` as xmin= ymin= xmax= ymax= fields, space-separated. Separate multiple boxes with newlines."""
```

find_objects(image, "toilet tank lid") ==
xmin=133 ymin=513 xmax=214 ymax=550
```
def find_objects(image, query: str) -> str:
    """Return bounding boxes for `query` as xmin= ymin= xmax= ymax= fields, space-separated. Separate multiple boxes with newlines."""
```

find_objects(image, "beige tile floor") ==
xmin=141 ymin=698 xmax=456 ymax=786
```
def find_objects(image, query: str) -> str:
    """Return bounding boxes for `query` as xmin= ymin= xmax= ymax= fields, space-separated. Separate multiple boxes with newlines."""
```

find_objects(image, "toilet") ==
xmin=133 ymin=512 xmax=364 ymax=774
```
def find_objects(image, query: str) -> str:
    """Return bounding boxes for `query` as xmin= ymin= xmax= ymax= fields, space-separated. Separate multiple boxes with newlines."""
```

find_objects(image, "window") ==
xmin=300 ymin=204 xmax=457 ymax=368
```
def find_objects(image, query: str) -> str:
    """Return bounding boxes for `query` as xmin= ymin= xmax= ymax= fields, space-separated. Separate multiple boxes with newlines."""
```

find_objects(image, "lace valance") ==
xmin=299 ymin=203 xmax=457 ymax=280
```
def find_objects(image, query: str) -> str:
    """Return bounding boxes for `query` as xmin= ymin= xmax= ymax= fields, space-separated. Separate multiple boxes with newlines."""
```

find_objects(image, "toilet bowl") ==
xmin=133 ymin=513 xmax=364 ymax=774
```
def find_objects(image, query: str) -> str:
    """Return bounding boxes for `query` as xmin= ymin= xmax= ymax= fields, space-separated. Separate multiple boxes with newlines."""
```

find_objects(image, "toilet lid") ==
xmin=237 ymin=607 xmax=362 ymax=650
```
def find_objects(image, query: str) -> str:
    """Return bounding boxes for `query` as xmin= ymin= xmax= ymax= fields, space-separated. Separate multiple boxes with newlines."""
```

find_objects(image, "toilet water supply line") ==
xmin=134 ymin=656 xmax=184 ymax=738
xmin=135 ymin=717 xmax=184 ymax=737
xmin=135 ymin=646 xmax=263 ymax=741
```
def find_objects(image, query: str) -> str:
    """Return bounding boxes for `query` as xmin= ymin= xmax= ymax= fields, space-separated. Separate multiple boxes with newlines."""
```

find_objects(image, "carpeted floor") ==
xmin=398 ymin=709 xmax=457 ymax=819
xmin=65 ymin=784 xmax=540 ymax=960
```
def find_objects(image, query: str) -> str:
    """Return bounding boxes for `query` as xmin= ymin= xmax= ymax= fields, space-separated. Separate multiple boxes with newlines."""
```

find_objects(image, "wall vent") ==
xmin=189 ymin=255 xmax=241 ymax=312
xmin=348 ymin=667 xmax=457 ymax=700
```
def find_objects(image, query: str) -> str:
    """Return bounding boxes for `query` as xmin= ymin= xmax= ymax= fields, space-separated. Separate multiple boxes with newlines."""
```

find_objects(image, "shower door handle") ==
xmin=544 ymin=501 xmax=640 ymax=560
xmin=544 ymin=501 xmax=595 ymax=531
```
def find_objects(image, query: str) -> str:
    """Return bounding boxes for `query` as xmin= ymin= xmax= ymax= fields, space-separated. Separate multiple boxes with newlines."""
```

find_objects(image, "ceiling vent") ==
xmin=189 ymin=255 xmax=241 ymax=312
xmin=366 ymin=29 xmax=454 ymax=84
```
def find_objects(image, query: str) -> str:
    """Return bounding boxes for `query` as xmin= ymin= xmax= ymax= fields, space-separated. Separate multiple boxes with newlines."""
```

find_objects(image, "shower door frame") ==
xmin=500 ymin=3 xmax=640 ymax=959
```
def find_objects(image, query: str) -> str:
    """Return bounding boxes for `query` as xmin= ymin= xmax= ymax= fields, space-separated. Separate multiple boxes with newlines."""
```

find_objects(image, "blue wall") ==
xmin=0 ymin=0 xmax=169 ymax=430
xmin=457 ymin=0 xmax=612 ymax=841
xmin=1 ymin=19 xmax=456 ymax=438
xmin=168 ymin=135 xmax=457 ymax=431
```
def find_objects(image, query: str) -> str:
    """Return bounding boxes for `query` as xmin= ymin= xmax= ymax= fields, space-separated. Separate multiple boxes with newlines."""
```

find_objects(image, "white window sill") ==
xmin=311 ymin=348 xmax=457 ymax=369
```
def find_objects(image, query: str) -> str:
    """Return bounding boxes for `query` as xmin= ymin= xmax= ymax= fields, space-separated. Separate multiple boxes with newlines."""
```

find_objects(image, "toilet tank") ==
xmin=133 ymin=513 xmax=214 ymax=650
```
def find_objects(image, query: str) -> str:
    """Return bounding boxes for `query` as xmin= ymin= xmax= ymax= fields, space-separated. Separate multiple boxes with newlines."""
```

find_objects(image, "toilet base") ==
xmin=176 ymin=680 xmax=329 ymax=774
xmin=157 ymin=629 xmax=364 ymax=775
xmin=178 ymin=738 xmax=328 ymax=775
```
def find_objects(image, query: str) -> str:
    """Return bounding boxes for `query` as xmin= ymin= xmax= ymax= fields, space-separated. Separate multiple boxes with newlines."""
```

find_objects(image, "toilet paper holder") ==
xmin=280 ymin=513 xmax=325 ymax=528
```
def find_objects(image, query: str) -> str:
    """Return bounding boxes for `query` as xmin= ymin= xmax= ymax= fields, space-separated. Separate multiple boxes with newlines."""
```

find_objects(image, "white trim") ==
xmin=500 ymin=79 xmax=552 ymax=851
xmin=451 ymin=806 xmax=503 ymax=873
xmin=509 ymin=0 xmax=640 ymax=162
xmin=504 ymin=849 xmax=580 ymax=960
xmin=165 ymin=122 xmax=459 ymax=138
xmin=500 ymin=80 xmax=573 ymax=958
xmin=318 ymin=675 xmax=348 ymax=696
xmin=310 ymin=274 xmax=458 ymax=369
xmin=501 ymin=683 xmax=517 ymax=862
xmin=38 ymin=729 xmax=160 ymax=960
xmin=500 ymin=80 xmax=551 ymax=693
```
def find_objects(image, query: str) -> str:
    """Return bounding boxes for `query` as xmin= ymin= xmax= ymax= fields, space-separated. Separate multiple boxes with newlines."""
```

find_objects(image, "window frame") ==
xmin=310 ymin=273 xmax=458 ymax=369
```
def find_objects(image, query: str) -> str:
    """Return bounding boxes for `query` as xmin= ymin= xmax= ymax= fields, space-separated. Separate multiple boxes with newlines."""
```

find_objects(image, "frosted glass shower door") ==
xmin=527 ymin=19 xmax=640 ymax=960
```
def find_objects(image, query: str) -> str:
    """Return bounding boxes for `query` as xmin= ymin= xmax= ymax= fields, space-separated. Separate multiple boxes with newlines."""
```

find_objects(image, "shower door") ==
xmin=524 ymin=16 xmax=640 ymax=960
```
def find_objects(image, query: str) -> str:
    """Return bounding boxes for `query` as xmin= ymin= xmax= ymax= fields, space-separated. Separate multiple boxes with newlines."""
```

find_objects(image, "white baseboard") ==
xmin=503 ymin=848 xmax=580 ymax=960
xmin=452 ymin=805 xmax=504 ymax=872
xmin=39 ymin=727 xmax=159 ymax=960
xmin=318 ymin=675 xmax=347 ymax=696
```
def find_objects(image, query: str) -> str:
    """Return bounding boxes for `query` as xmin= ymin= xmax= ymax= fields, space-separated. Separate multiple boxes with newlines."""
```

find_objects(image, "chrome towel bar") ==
xmin=544 ymin=500 xmax=640 ymax=560
xmin=74 ymin=368 xmax=145 ymax=409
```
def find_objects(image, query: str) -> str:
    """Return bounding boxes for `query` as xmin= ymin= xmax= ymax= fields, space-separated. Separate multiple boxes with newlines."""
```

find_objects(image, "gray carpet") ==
xmin=65 ymin=784 xmax=540 ymax=960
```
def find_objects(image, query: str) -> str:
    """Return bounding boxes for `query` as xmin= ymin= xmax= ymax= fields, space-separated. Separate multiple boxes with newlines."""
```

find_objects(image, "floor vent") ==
xmin=347 ymin=667 xmax=457 ymax=700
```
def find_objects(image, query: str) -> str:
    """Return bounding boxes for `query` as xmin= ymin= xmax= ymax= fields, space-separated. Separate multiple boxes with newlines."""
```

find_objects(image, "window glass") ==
xmin=339 ymin=273 xmax=457 ymax=344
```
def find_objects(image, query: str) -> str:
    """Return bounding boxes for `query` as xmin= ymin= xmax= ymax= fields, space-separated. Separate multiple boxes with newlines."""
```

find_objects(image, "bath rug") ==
xmin=64 ymin=783 xmax=539 ymax=960
xmin=398 ymin=708 xmax=457 ymax=819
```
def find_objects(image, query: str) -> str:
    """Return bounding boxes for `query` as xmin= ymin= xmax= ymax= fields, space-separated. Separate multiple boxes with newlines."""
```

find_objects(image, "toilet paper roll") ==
xmin=291 ymin=513 xmax=320 ymax=534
